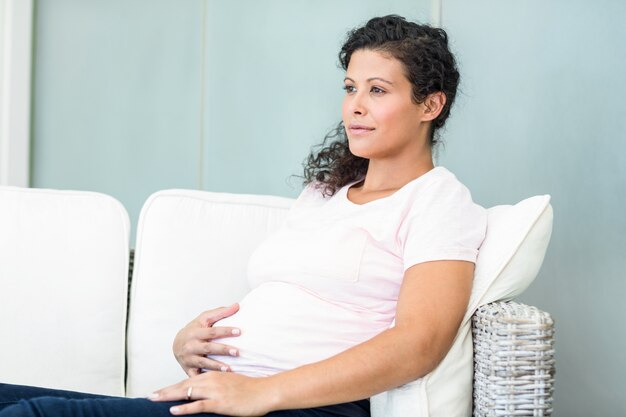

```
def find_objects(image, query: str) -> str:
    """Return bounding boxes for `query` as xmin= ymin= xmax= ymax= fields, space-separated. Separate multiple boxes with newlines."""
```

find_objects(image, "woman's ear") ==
xmin=422 ymin=91 xmax=447 ymax=122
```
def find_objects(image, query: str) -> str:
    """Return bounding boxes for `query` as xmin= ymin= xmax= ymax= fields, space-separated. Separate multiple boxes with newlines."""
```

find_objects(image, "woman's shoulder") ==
xmin=403 ymin=166 xmax=486 ymax=219
xmin=288 ymin=180 xmax=328 ymax=211
xmin=423 ymin=166 xmax=469 ymax=190
xmin=397 ymin=166 xmax=473 ymax=201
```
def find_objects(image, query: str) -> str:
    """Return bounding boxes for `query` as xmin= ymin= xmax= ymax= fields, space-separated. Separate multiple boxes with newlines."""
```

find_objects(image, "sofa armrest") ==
xmin=0 ymin=186 xmax=130 ymax=396
xmin=472 ymin=301 xmax=556 ymax=417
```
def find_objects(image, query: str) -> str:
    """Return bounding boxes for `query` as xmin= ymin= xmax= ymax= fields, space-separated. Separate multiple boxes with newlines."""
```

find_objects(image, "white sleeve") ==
xmin=398 ymin=180 xmax=487 ymax=273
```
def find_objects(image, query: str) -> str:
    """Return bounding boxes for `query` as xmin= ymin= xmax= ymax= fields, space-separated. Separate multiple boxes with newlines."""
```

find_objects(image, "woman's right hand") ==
xmin=173 ymin=303 xmax=241 ymax=377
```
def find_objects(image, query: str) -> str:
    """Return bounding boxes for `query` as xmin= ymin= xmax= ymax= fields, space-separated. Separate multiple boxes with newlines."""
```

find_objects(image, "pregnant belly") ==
xmin=208 ymin=281 xmax=388 ymax=377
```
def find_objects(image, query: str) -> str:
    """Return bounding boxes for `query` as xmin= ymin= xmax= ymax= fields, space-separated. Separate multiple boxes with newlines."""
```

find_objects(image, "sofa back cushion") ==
xmin=0 ymin=186 xmax=130 ymax=396
xmin=126 ymin=189 xmax=293 ymax=396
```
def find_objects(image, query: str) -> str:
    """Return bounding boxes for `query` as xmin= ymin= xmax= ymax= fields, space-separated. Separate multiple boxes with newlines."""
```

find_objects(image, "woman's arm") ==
xmin=265 ymin=259 xmax=474 ymax=408
xmin=151 ymin=259 xmax=474 ymax=416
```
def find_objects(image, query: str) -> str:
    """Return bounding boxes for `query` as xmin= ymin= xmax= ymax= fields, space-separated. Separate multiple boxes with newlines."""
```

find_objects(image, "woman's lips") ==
xmin=348 ymin=125 xmax=375 ymax=135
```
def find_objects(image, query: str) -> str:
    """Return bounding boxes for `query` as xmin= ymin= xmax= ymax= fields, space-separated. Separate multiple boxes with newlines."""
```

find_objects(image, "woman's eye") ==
xmin=343 ymin=85 xmax=356 ymax=93
xmin=371 ymin=86 xmax=385 ymax=94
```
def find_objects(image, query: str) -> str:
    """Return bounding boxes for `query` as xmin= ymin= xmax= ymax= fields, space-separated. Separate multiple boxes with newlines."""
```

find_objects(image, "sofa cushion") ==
xmin=0 ymin=186 xmax=130 ymax=396
xmin=126 ymin=189 xmax=293 ymax=397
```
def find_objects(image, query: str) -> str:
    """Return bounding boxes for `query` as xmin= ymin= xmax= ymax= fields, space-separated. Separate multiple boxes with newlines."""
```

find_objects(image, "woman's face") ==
xmin=342 ymin=49 xmax=427 ymax=160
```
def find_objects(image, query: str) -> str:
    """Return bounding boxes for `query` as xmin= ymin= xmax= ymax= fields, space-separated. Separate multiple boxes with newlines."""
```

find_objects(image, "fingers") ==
xmin=148 ymin=381 xmax=182 ymax=402
xmin=181 ymin=339 xmax=239 ymax=373
xmin=170 ymin=400 xmax=214 ymax=415
xmin=150 ymin=378 xmax=211 ymax=402
xmin=151 ymin=384 xmax=215 ymax=416
xmin=185 ymin=338 xmax=239 ymax=358
xmin=180 ymin=354 xmax=232 ymax=374
xmin=175 ymin=306 xmax=240 ymax=378
xmin=177 ymin=328 xmax=239 ymax=363
xmin=202 ymin=341 xmax=239 ymax=358
xmin=199 ymin=303 xmax=240 ymax=327
xmin=180 ymin=331 xmax=238 ymax=356
xmin=176 ymin=326 xmax=241 ymax=376
xmin=194 ymin=326 xmax=241 ymax=341
xmin=191 ymin=356 xmax=234 ymax=372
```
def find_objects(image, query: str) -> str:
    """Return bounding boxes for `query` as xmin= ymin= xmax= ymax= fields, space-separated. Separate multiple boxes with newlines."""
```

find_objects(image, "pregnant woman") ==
xmin=0 ymin=14 xmax=486 ymax=417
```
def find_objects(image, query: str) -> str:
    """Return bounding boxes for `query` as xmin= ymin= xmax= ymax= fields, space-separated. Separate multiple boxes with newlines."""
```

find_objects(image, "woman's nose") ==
xmin=349 ymin=93 xmax=366 ymax=115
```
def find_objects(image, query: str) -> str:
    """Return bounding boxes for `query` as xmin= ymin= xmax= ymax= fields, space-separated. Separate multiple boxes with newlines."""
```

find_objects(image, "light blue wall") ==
xmin=30 ymin=1 xmax=626 ymax=415
xmin=438 ymin=1 xmax=626 ymax=416
xmin=31 ymin=0 xmax=205 ymax=238
xmin=201 ymin=0 xmax=432 ymax=196
xmin=31 ymin=0 xmax=431 ymax=239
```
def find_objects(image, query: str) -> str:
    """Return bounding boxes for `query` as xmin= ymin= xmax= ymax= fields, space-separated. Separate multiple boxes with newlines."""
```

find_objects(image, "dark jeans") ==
xmin=0 ymin=383 xmax=370 ymax=417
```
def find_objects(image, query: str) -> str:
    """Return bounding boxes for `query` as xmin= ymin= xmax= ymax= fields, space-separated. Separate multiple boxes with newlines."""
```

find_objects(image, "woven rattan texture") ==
xmin=472 ymin=301 xmax=555 ymax=417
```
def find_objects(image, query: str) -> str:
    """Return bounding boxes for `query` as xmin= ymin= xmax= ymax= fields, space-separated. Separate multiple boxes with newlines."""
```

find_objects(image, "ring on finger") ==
xmin=186 ymin=386 xmax=193 ymax=401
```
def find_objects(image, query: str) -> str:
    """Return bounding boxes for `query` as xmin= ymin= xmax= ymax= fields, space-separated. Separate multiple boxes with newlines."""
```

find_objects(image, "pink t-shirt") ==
xmin=212 ymin=166 xmax=487 ymax=377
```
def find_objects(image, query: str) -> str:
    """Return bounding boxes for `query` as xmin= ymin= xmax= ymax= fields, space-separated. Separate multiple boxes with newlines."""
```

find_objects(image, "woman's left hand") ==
xmin=148 ymin=371 xmax=277 ymax=416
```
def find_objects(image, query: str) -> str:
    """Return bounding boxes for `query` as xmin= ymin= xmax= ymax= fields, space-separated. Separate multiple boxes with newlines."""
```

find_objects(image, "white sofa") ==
xmin=0 ymin=185 xmax=555 ymax=417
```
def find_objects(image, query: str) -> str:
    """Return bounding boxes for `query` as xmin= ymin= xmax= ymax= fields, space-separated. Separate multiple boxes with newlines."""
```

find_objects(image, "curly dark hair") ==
xmin=293 ymin=15 xmax=460 ymax=198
